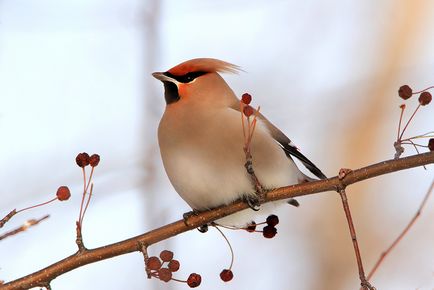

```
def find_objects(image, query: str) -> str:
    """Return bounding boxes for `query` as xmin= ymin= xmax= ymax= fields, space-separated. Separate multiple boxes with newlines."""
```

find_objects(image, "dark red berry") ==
xmin=160 ymin=250 xmax=174 ymax=262
xmin=428 ymin=138 xmax=434 ymax=151
xmin=75 ymin=152 xmax=90 ymax=167
xmin=418 ymin=91 xmax=432 ymax=106
xmin=398 ymin=85 xmax=412 ymax=100
xmin=246 ymin=221 xmax=256 ymax=232
xmin=168 ymin=260 xmax=180 ymax=272
xmin=263 ymin=225 xmax=277 ymax=239
xmin=56 ymin=186 xmax=71 ymax=201
xmin=187 ymin=273 xmax=202 ymax=288
xmin=157 ymin=268 xmax=172 ymax=282
xmin=89 ymin=154 xmax=100 ymax=167
xmin=220 ymin=269 xmax=233 ymax=282
xmin=243 ymin=105 xmax=254 ymax=117
xmin=146 ymin=256 xmax=162 ymax=270
xmin=241 ymin=93 xmax=252 ymax=105
xmin=266 ymin=214 xmax=279 ymax=226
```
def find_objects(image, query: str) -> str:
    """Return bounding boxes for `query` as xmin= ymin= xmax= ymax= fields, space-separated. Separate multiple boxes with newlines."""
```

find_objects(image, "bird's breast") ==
xmin=158 ymin=107 xmax=300 ymax=210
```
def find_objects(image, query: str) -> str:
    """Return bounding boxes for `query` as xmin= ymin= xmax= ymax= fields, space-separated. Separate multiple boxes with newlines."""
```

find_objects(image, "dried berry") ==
xmin=428 ymin=138 xmax=434 ymax=152
xmin=75 ymin=152 xmax=90 ymax=167
xmin=266 ymin=214 xmax=279 ymax=226
xmin=56 ymin=186 xmax=71 ymax=201
xmin=243 ymin=105 xmax=254 ymax=117
xmin=220 ymin=269 xmax=233 ymax=282
xmin=168 ymin=259 xmax=180 ymax=272
xmin=398 ymin=85 xmax=412 ymax=100
xmin=157 ymin=268 xmax=172 ymax=282
xmin=246 ymin=221 xmax=256 ymax=232
xmin=187 ymin=273 xmax=202 ymax=288
xmin=89 ymin=154 xmax=100 ymax=167
xmin=263 ymin=225 xmax=277 ymax=239
xmin=241 ymin=93 xmax=252 ymax=105
xmin=160 ymin=250 xmax=174 ymax=262
xmin=418 ymin=91 xmax=432 ymax=106
xmin=146 ymin=256 xmax=162 ymax=270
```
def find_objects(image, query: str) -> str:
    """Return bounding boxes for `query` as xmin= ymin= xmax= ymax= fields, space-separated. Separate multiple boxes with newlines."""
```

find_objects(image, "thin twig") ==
xmin=0 ymin=210 xmax=17 ymax=228
xmin=337 ymin=188 xmax=374 ymax=289
xmin=0 ymin=215 xmax=49 ymax=241
xmin=367 ymin=179 xmax=434 ymax=280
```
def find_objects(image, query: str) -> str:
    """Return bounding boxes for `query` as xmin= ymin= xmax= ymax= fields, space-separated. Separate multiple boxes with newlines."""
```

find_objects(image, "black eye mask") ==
xmin=163 ymin=71 xmax=208 ymax=83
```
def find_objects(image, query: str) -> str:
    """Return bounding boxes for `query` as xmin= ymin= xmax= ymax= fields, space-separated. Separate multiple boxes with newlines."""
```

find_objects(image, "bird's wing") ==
xmin=230 ymin=103 xmax=327 ymax=180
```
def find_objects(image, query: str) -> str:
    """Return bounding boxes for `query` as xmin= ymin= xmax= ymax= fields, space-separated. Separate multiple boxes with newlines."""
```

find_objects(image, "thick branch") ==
xmin=2 ymin=152 xmax=433 ymax=290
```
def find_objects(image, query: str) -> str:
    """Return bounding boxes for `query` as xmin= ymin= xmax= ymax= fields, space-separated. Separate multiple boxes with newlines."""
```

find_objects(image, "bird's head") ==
xmin=152 ymin=58 xmax=241 ymax=106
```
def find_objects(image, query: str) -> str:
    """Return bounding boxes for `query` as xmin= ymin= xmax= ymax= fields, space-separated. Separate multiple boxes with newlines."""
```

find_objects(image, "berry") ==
xmin=428 ymin=138 xmax=434 ymax=152
xmin=243 ymin=105 xmax=254 ymax=117
xmin=246 ymin=221 xmax=256 ymax=232
xmin=241 ymin=93 xmax=252 ymax=105
xmin=418 ymin=91 xmax=432 ymax=106
xmin=266 ymin=214 xmax=279 ymax=226
xmin=146 ymin=256 xmax=162 ymax=270
xmin=263 ymin=225 xmax=277 ymax=239
xmin=168 ymin=260 xmax=180 ymax=272
xmin=75 ymin=152 xmax=90 ymax=167
xmin=187 ymin=273 xmax=202 ymax=288
xmin=220 ymin=269 xmax=233 ymax=282
xmin=398 ymin=85 xmax=412 ymax=100
xmin=56 ymin=186 xmax=71 ymax=201
xmin=157 ymin=268 xmax=172 ymax=282
xmin=160 ymin=250 xmax=174 ymax=262
xmin=89 ymin=154 xmax=100 ymax=167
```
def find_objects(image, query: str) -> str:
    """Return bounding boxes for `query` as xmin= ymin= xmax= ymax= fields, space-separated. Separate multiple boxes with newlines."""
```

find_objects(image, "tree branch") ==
xmin=2 ymin=152 xmax=433 ymax=290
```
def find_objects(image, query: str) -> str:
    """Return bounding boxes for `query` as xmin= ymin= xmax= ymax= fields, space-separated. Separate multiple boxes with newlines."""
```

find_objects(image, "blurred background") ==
xmin=1 ymin=0 xmax=433 ymax=289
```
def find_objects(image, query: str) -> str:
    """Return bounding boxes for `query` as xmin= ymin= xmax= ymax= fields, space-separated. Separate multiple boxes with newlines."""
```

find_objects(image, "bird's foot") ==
xmin=183 ymin=210 xmax=209 ymax=233
xmin=197 ymin=224 xmax=209 ymax=233
xmin=287 ymin=198 xmax=300 ymax=207
xmin=182 ymin=210 xmax=200 ymax=226
xmin=244 ymin=195 xmax=261 ymax=211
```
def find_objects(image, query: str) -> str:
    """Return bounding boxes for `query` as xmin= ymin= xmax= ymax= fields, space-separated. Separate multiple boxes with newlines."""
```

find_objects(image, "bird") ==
xmin=153 ymin=58 xmax=326 ymax=226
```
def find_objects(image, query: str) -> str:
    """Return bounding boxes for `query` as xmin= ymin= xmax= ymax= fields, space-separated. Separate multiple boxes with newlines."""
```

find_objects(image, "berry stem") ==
xmin=399 ymin=104 xmax=421 ymax=141
xmin=412 ymin=85 xmax=434 ymax=94
xmin=397 ymin=105 xmax=406 ymax=142
xmin=16 ymin=197 xmax=58 ymax=214
xmin=80 ymin=183 xmax=94 ymax=225
xmin=213 ymin=225 xmax=234 ymax=270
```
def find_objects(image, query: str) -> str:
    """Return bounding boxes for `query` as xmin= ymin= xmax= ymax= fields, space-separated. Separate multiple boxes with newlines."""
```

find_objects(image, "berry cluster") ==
xmin=395 ymin=85 xmax=433 ymax=158
xmin=244 ymin=214 xmax=279 ymax=239
xmin=76 ymin=152 xmax=100 ymax=168
xmin=75 ymin=152 xmax=101 ymax=232
xmin=146 ymin=250 xmax=202 ymax=288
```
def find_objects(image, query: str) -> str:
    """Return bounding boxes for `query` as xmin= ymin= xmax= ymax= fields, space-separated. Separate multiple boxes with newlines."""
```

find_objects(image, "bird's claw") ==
xmin=183 ymin=210 xmax=209 ymax=233
xmin=244 ymin=195 xmax=261 ymax=211
xmin=287 ymin=198 xmax=300 ymax=207
xmin=183 ymin=210 xmax=200 ymax=226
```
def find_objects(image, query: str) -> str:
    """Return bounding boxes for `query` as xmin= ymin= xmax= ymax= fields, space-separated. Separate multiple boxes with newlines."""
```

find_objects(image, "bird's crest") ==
xmin=168 ymin=58 xmax=242 ymax=76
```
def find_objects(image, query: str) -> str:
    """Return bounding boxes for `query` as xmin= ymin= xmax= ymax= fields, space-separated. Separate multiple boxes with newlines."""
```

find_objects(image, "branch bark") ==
xmin=2 ymin=151 xmax=433 ymax=290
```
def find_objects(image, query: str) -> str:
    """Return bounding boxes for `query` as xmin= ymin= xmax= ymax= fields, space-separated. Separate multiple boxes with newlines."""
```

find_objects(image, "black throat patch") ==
xmin=163 ymin=81 xmax=180 ymax=105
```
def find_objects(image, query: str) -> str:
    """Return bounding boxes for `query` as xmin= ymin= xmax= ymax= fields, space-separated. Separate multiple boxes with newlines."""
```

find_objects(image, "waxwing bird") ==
xmin=153 ymin=58 xmax=326 ymax=226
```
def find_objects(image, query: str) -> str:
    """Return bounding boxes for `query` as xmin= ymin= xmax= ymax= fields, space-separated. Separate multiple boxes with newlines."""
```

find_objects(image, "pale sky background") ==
xmin=1 ymin=1 xmax=434 ymax=290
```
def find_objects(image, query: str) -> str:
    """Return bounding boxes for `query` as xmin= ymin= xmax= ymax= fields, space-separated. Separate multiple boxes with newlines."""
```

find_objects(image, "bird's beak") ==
xmin=152 ymin=72 xmax=176 ymax=83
